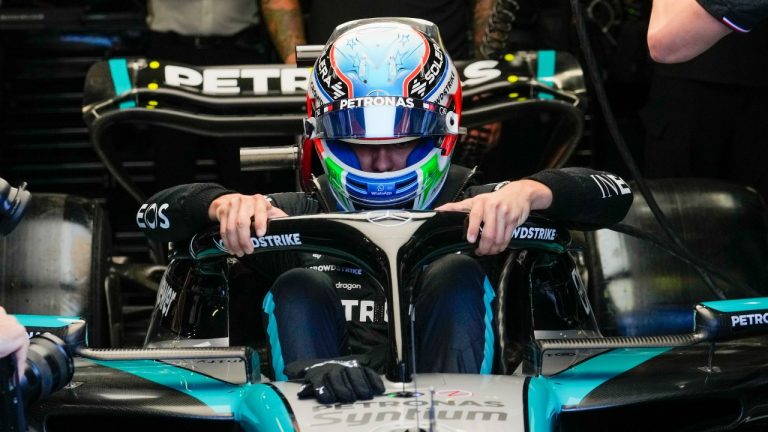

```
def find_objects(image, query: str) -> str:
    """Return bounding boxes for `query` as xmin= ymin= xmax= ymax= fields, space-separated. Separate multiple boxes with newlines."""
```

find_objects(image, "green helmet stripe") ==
xmin=416 ymin=154 xmax=447 ymax=209
xmin=324 ymin=156 xmax=353 ymax=209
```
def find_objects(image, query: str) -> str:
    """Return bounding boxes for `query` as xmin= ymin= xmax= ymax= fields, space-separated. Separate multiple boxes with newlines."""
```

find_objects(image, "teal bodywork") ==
xmin=108 ymin=58 xmax=136 ymax=109
xmin=90 ymin=359 xmax=295 ymax=432
xmin=536 ymin=50 xmax=556 ymax=100
xmin=527 ymin=347 xmax=671 ymax=432
xmin=702 ymin=297 xmax=768 ymax=313
xmin=15 ymin=315 xmax=81 ymax=328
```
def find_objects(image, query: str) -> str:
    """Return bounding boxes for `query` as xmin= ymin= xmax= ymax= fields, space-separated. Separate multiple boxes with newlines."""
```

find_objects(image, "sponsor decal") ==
xmin=163 ymin=65 xmax=310 ymax=95
xmin=731 ymin=313 xmax=768 ymax=327
xmin=435 ymin=389 xmax=473 ymax=398
xmin=461 ymin=60 xmax=502 ymax=88
xmin=433 ymin=69 xmax=456 ymax=105
xmin=590 ymin=174 xmax=631 ymax=198
xmin=335 ymin=282 xmax=362 ymax=291
xmin=511 ymin=226 xmax=557 ymax=241
xmin=136 ymin=202 xmax=170 ymax=229
xmin=341 ymin=299 xmax=387 ymax=323
xmin=311 ymin=400 xmax=506 ymax=426
xmin=340 ymin=96 xmax=413 ymax=110
xmin=408 ymin=38 xmax=447 ymax=98
xmin=366 ymin=210 xmax=413 ymax=227
xmin=157 ymin=277 xmax=177 ymax=317
xmin=315 ymin=46 xmax=350 ymax=99
xmin=313 ymin=97 xmax=453 ymax=119
xmin=213 ymin=233 xmax=302 ymax=253
xmin=308 ymin=264 xmax=363 ymax=275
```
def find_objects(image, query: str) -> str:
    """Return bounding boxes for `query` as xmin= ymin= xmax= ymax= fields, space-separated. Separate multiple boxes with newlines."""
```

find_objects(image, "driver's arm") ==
xmin=137 ymin=183 xmax=234 ymax=242
xmin=437 ymin=179 xmax=553 ymax=256
xmin=437 ymin=167 xmax=633 ymax=255
xmin=208 ymin=193 xmax=288 ymax=257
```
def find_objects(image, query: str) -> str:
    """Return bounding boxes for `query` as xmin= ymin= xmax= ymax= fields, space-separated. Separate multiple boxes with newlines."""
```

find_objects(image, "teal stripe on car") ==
xmin=480 ymin=276 xmax=495 ymax=374
xmin=90 ymin=359 xmax=237 ymax=414
xmin=236 ymin=384 xmax=296 ymax=432
xmin=263 ymin=292 xmax=287 ymax=381
xmin=108 ymin=58 xmax=136 ymax=108
xmin=702 ymin=297 xmax=768 ymax=313
xmin=527 ymin=347 xmax=671 ymax=432
xmin=536 ymin=50 xmax=556 ymax=100
xmin=15 ymin=315 xmax=81 ymax=328
xmin=92 ymin=359 xmax=295 ymax=431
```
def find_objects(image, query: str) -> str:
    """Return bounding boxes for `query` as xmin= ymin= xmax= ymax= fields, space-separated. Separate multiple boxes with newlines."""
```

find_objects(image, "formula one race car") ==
xmin=5 ymin=32 xmax=768 ymax=432
xmin=13 ymin=209 xmax=768 ymax=432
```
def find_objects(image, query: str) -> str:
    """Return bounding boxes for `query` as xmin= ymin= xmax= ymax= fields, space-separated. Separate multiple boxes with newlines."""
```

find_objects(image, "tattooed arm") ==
xmin=260 ymin=0 xmax=306 ymax=63
xmin=472 ymin=0 xmax=495 ymax=56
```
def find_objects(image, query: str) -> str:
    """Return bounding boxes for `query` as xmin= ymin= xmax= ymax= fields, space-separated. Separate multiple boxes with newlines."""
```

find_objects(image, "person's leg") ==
xmin=263 ymin=268 xmax=347 ymax=380
xmin=414 ymin=254 xmax=495 ymax=374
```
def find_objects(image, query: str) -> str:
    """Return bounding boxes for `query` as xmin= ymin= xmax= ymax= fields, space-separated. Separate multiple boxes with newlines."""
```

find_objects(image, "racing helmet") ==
xmin=306 ymin=18 xmax=461 ymax=211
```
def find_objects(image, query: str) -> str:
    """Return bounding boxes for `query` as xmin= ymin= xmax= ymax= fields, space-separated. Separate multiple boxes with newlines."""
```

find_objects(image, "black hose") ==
xmin=609 ymin=223 xmax=757 ymax=298
xmin=479 ymin=0 xmax=521 ymax=60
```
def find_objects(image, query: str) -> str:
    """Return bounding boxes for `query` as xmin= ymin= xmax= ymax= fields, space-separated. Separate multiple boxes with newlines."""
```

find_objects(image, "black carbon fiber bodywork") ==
xmin=26 ymin=358 xmax=233 ymax=431
xmin=558 ymin=338 xmax=768 ymax=431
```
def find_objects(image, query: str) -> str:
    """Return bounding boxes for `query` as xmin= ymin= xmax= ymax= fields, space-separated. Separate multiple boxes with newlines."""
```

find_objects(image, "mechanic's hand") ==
xmin=0 ymin=307 xmax=29 ymax=379
xmin=284 ymin=355 xmax=385 ymax=405
xmin=207 ymin=193 xmax=288 ymax=257
xmin=436 ymin=180 xmax=553 ymax=256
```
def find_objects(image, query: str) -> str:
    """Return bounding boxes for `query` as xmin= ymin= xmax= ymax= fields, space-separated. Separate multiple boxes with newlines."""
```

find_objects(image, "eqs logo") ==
xmin=136 ymin=203 xmax=170 ymax=229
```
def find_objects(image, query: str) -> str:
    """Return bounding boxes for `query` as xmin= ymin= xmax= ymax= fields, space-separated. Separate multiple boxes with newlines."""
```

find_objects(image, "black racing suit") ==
xmin=138 ymin=166 xmax=633 ymax=378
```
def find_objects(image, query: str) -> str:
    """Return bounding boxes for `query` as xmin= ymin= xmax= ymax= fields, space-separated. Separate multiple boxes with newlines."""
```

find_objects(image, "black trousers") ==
xmin=264 ymin=254 xmax=494 ymax=379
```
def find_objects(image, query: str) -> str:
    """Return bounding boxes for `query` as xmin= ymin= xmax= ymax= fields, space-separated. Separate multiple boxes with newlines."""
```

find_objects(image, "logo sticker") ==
xmin=366 ymin=210 xmax=413 ymax=227
xmin=435 ymin=389 xmax=473 ymax=398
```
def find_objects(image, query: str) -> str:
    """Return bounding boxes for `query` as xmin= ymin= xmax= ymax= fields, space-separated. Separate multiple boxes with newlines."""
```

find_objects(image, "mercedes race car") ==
xmin=6 ymin=42 xmax=768 ymax=432
xmin=16 ymin=210 xmax=768 ymax=432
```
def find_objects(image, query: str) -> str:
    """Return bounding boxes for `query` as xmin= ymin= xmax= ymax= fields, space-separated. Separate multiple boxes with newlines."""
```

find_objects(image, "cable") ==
xmin=609 ymin=224 xmax=758 ymax=298
xmin=478 ymin=0 xmax=521 ymax=60
xmin=569 ymin=0 xmax=738 ymax=299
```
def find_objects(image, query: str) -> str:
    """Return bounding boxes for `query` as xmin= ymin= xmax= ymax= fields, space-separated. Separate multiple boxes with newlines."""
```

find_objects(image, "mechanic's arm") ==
xmin=647 ymin=0 xmax=731 ymax=63
xmin=208 ymin=193 xmax=288 ymax=257
xmin=260 ymin=0 xmax=306 ymax=64
xmin=0 ymin=307 xmax=28 ymax=379
xmin=472 ymin=0 xmax=495 ymax=52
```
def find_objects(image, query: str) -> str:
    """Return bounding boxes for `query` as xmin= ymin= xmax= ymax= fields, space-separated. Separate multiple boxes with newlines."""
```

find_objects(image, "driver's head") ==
xmin=306 ymin=18 xmax=461 ymax=211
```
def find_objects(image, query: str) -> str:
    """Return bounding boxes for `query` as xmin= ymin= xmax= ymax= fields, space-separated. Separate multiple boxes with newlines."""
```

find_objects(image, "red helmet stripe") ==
xmin=330 ymin=45 xmax=354 ymax=97
xmin=402 ymin=32 xmax=430 ymax=97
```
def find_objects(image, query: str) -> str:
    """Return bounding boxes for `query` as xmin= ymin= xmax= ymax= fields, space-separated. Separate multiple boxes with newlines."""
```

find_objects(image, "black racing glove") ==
xmin=284 ymin=355 xmax=386 ymax=404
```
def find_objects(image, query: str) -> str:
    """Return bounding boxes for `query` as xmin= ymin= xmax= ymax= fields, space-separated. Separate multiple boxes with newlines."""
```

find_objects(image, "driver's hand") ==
xmin=0 ymin=307 xmax=29 ymax=379
xmin=436 ymin=180 xmax=553 ymax=256
xmin=208 ymin=193 xmax=288 ymax=256
xmin=284 ymin=355 xmax=385 ymax=405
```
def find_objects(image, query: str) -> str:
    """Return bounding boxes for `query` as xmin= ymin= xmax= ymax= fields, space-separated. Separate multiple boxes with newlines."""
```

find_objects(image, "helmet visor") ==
xmin=311 ymin=97 xmax=459 ymax=139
